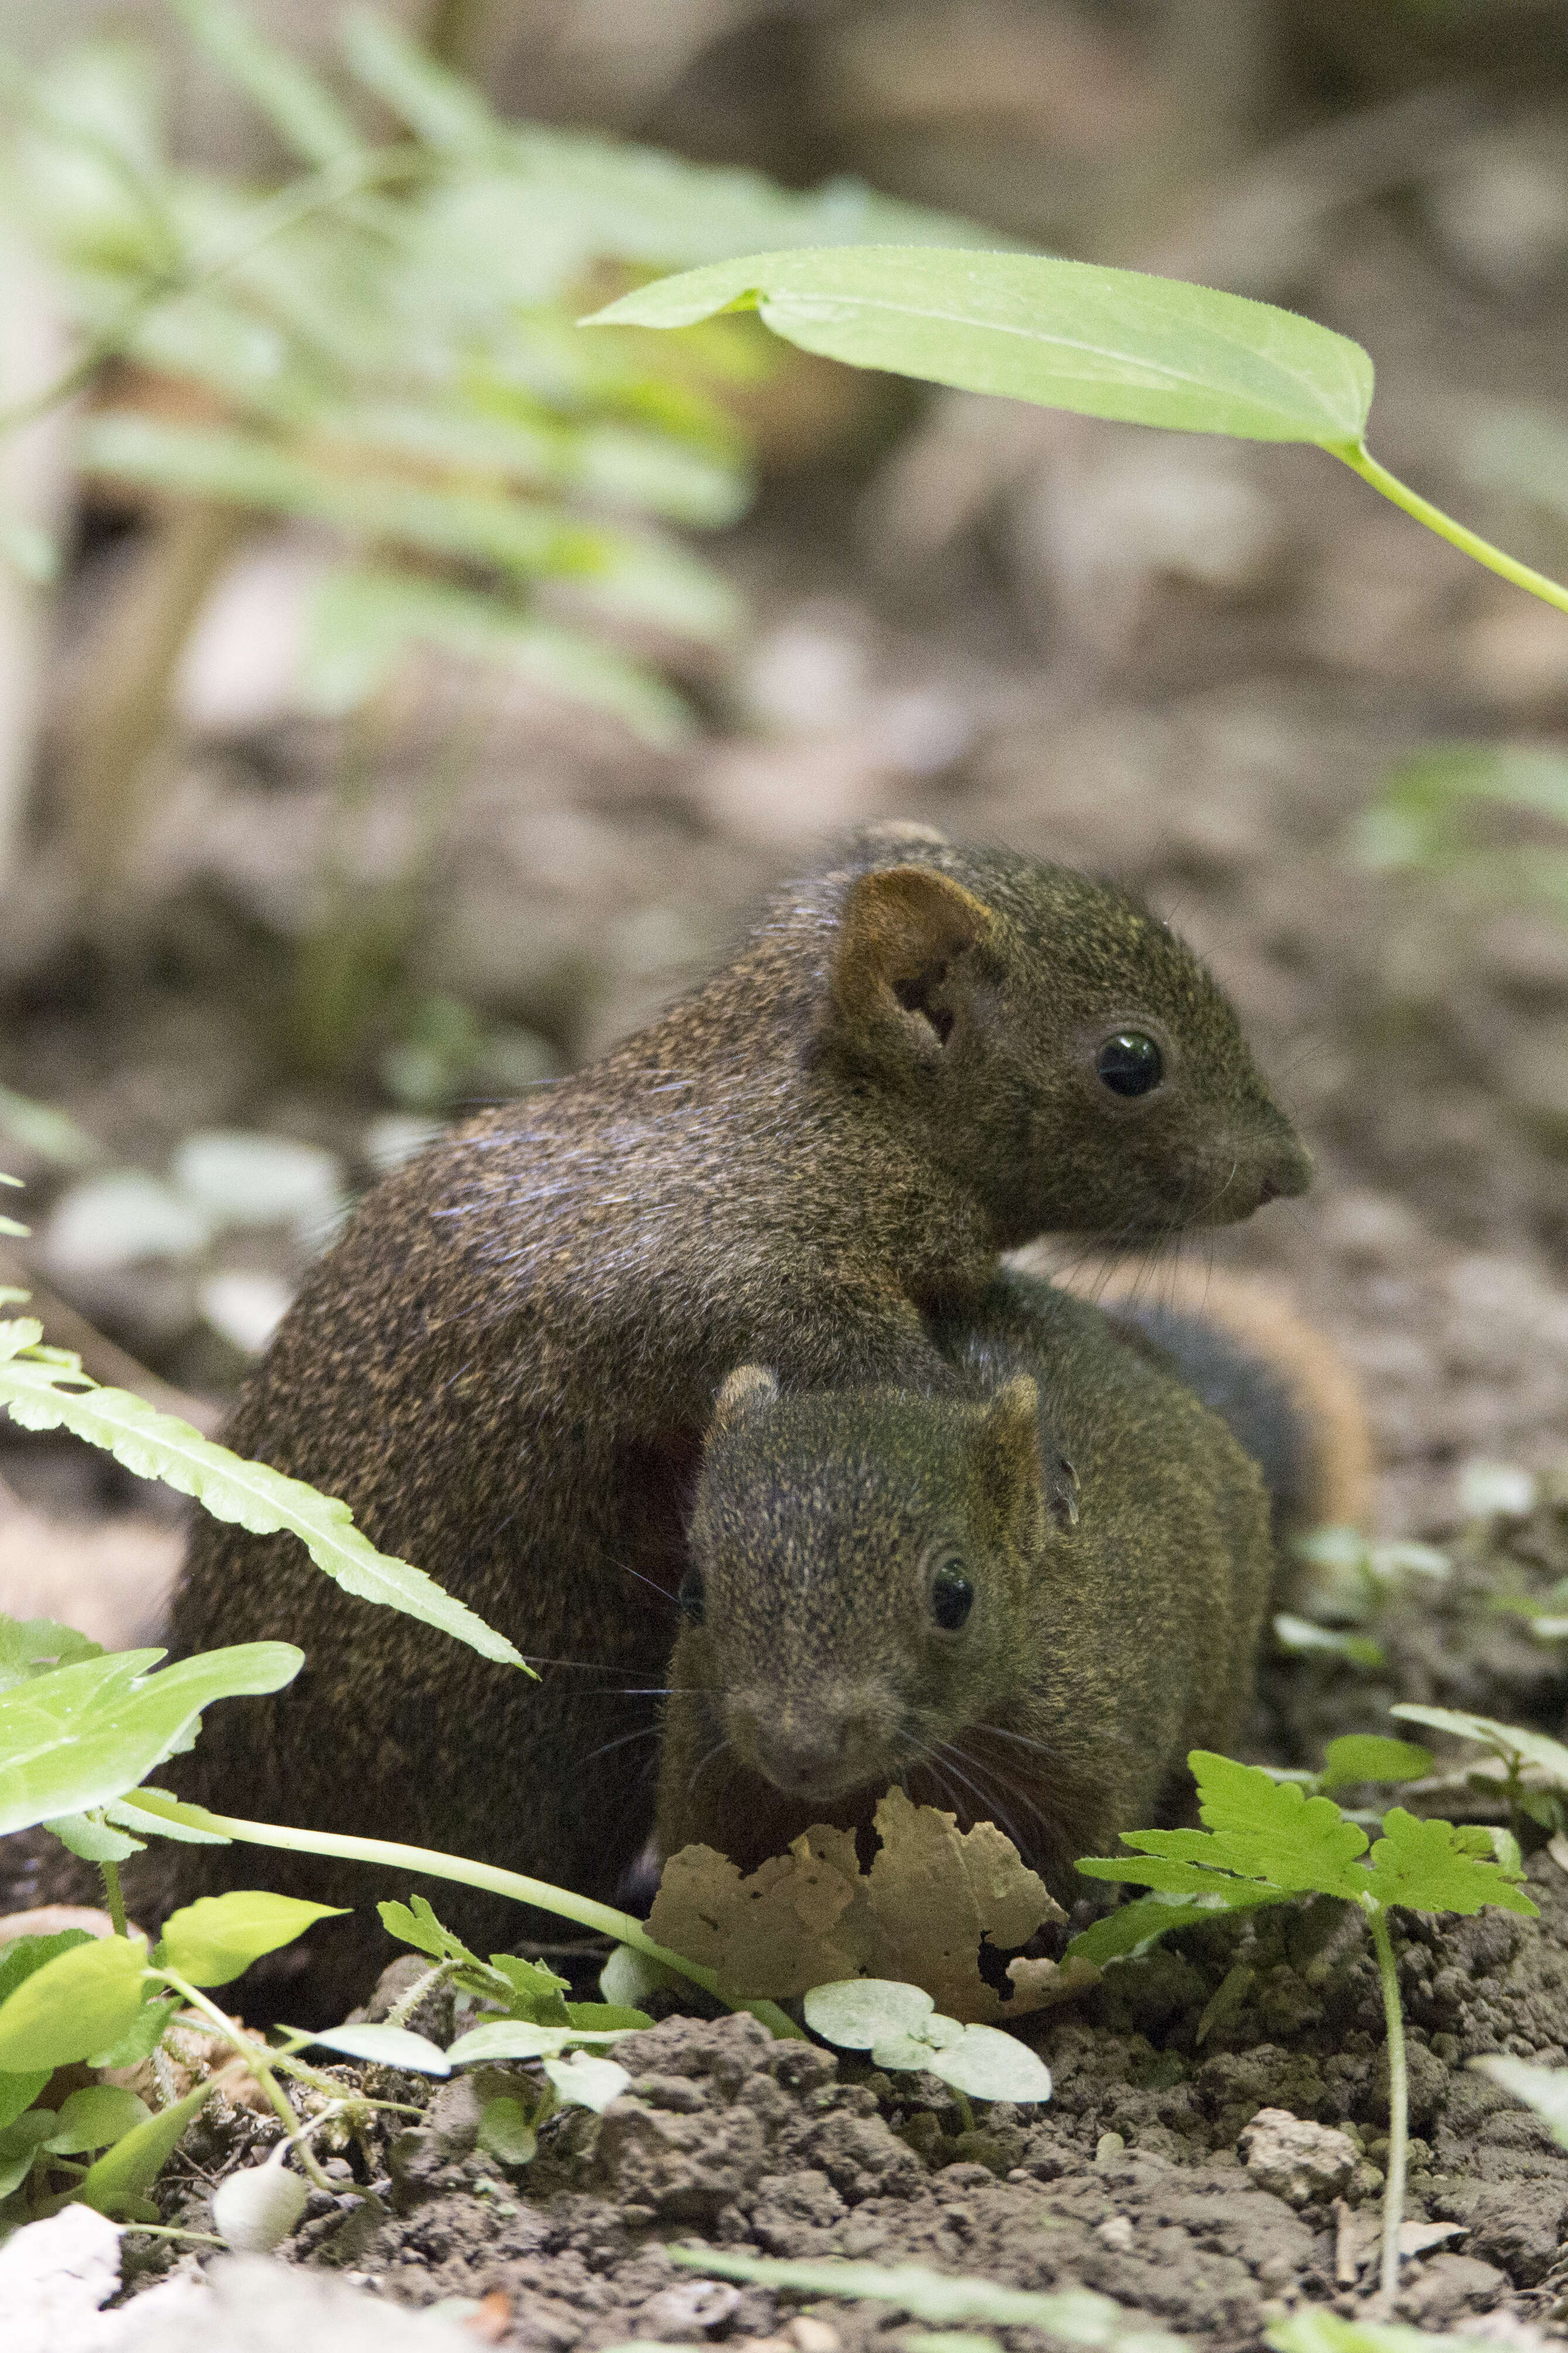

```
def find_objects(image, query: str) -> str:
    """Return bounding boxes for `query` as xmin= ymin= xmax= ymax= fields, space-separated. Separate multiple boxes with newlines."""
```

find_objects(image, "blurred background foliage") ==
xmin=0 ymin=0 xmax=1564 ymax=1549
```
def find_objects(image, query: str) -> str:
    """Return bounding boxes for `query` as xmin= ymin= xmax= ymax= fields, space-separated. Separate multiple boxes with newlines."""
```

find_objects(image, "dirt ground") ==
xmin=6 ymin=173 xmax=1568 ymax=2348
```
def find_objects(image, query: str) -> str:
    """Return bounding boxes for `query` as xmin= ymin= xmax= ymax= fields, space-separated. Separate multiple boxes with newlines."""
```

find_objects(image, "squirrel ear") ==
xmin=969 ymin=1376 xmax=1050 ymax=1551
xmin=712 ymin=1364 xmax=780 ymax=1432
xmin=830 ymin=865 xmax=996 ymax=1066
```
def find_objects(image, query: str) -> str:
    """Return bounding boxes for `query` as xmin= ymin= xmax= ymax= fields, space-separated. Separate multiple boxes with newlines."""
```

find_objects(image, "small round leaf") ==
xmin=928 ymin=2025 xmax=1053 ymax=2105
xmin=804 ymin=1979 xmax=934 ymax=2050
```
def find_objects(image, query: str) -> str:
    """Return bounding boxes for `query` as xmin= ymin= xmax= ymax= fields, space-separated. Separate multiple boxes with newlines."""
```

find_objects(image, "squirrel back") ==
xmin=658 ymin=1271 xmax=1275 ymax=1896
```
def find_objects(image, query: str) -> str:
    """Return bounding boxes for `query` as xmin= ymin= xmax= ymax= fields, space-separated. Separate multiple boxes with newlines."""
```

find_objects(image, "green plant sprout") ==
xmin=658 ymin=2248 xmax=1186 ymax=2353
xmin=1266 ymin=2311 xmax=1508 ymax=2353
xmin=1354 ymin=748 xmax=1568 ymax=918
xmin=1070 ymin=1747 xmax=1536 ymax=2308
xmin=586 ymin=248 xmax=1568 ymax=619
xmin=1392 ymin=1703 xmax=1568 ymax=1841
xmin=802 ymin=1978 xmax=1052 ymax=2133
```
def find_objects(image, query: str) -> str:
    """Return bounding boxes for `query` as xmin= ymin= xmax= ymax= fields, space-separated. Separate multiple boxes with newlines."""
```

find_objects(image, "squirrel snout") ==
xmin=733 ymin=1689 xmax=890 ymax=1799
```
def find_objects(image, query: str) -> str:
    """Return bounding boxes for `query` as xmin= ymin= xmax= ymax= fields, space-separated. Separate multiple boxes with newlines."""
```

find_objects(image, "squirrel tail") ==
xmin=1045 ymin=1259 xmax=1374 ymax=1542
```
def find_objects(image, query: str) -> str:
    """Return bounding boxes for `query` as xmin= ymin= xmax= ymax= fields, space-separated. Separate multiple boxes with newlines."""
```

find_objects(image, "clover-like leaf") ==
xmin=927 ymin=2024 xmax=1053 ymax=2106
xmin=804 ymin=1978 xmax=935 ymax=2051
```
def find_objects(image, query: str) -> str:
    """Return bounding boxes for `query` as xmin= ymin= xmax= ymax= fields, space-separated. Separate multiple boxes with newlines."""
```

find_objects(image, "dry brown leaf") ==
xmin=650 ymin=1791 xmax=1096 ymax=2023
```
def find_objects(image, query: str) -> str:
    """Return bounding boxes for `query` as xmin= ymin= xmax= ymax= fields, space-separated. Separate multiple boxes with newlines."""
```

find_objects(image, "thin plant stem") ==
xmin=384 ymin=1958 xmax=457 ymax=2030
xmin=99 ymin=1856 xmax=128 ymax=1939
xmin=131 ymin=1791 xmax=802 ymax=2038
xmin=153 ymin=1967 xmax=336 ymax=2194
xmin=952 ymin=2090 xmax=976 ymax=2136
xmin=1367 ymin=1903 xmax=1408 ymax=2308
xmin=1338 ymin=444 xmax=1568 ymax=618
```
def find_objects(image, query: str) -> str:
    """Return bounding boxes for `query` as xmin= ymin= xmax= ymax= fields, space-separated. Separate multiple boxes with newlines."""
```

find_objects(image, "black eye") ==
xmin=677 ymin=1568 xmax=705 ymax=1625
xmin=1096 ymin=1032 xmax=1163 ymax=1097
xmin=930 ymin=1560 xmax=974 ymax=1631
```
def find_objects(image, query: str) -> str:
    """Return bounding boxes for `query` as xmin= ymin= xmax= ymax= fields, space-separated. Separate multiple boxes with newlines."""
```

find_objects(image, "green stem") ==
xmin=1339 ymin=444 xmax=1568 ymax=617
xmin=99 ymin=1856 xmax=128 ymax=1940
xmin=1367 ymin=1904 xmax=1408 ymax=2308
xmin=153 ymin=1969 xmax=336 ymax=2194
xmin=384 ymin=1958 xmax=456 ymax=2030
xmin=952 ymin=2090 xmax=976 ymax=2136
xmin=131 ymin=1791 xmax=805 ymax=2040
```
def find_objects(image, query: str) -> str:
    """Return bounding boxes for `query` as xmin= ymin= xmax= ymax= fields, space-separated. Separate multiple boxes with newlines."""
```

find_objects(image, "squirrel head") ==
xmin=678 ymin=1363 xmax=1074 ymax=1809
xmin=817 ymin=838 xmax=1310 ymax=1243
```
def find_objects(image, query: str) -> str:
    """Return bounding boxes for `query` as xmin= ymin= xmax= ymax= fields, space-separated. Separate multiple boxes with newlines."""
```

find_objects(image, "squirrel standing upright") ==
xmin=163 ymin=829 xmax=1310 ymax=2012
xmin=656 ymin=1269 xmax=1301 ymax=1891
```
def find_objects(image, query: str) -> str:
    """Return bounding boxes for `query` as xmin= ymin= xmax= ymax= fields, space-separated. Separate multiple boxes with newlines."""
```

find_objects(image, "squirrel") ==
xmin=655 ymin=1267 xmax=1368 ymax=1894
xmin=158 ymin=827 xmax=1311 ymax=2016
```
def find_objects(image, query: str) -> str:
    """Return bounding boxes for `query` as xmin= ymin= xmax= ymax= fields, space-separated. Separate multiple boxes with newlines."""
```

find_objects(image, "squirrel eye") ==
xmin=677 ymin=1567 xmax=705 ymax=1625
xmin=930 ymin=1560 xmax=974 ymax=1632
xmin=1095 ymin=1032 xmax=1163 ymax=1098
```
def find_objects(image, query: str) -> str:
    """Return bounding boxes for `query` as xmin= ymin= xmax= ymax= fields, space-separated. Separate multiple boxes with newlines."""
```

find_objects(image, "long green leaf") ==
xmin=584 ymin=247 xmax=1374 ymax=448
xmin=156 ymin=1891 xmax=348 ymax=1987
xmin=0 ymin=1347 xmax=524 ymax=1669
xmin=666 ymin=2251 xmax=1184 ymax=2351
xmin=63 ymin=2069 xmax=221 ymax=2218
xmin=170 ymin=0 xmax=363 ymax=168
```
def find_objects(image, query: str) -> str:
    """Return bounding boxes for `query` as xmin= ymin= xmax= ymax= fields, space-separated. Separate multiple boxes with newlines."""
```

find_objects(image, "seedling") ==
xmin=1392 ymin=1703 xmax=1568 ymax=1841
xmin=588 ymin=248 xmax=1568 ymax=620
xmin=1071 ymin=1747 xmax=1536 ymax=2307
xmin=802 ymin=1978 xmax=1052 ymax=2132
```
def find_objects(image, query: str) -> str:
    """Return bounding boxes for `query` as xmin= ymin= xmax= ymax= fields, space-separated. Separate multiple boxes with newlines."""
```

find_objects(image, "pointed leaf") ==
xmin=67 ymin=2069 xmax=221 ymax=2218
xmin=156 ymin=1891 xmax=347 ymax=1987
xmin=585 ymin=248 xmax=1374 ymax=449
xmin=1392 ymin=1704 xmax=1568 ymax=1791
xmin=296 ymin=2021 xmax=452 ymax=2074
xmin=0 ymin=1361 xmax=523 ymax=1669
xmin=0 ymin=1933 xmax=146 ymax=2069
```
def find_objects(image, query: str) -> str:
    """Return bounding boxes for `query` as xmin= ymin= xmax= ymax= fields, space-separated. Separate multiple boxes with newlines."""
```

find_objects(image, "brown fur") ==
xmin=658 ymin=1273 xmax=1273 ymax=1895
xmin=158 ymin=833 xmax=1309 ymax=2017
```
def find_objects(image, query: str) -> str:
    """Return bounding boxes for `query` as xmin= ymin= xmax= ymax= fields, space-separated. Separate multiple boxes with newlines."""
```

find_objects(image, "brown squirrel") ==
xmin=655 ymin=1268 xmax=1365 ymax=1893
xmin=160 ymin=828 xmax=1310 ymax=2013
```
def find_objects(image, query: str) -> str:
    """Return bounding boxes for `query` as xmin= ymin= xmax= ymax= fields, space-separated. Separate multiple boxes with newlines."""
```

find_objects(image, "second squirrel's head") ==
xmin=678 ymin=1364 xmax=1074 ymax=1808
xmin=816 ymin=838 xmax=1311 ymax=1244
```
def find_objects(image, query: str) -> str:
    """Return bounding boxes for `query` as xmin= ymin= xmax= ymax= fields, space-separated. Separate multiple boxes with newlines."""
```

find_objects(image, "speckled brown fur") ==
xmin=161 ymin=833 xmax=1308 ymax=2016
xmin=658 ymin=1271 xmax=1274 ymax=1896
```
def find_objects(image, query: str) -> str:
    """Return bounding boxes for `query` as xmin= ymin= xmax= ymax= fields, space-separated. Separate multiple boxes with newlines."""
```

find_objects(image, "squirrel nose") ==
xmin=745 ymin=1702 xmax=876 ymax=1796
xmin=1260 ymin=1138 xmax=1313 ymax=1203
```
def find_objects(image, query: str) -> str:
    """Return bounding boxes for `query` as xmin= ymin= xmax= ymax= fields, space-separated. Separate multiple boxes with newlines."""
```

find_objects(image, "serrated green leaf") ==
xmin=665 ymin=2249 xmax=1186 ymax=2349
xmin=45 ymin=1809 xmax=144 ymax=1861
xmin=1318 ymin=1737 xmax=1434 ymax=1791
xmin=0 ymin=1363 xmax=522 ymax=1669
xmin=1360 ymin=1809 xmax=1538 ymax=1917
xmin=0 ymin=1933 xmax=146 ymax=2069
xmin=1065 ymin=1892 xmax=1283 ymax=1967
xmin=296 ymin=2021 xmax=452 ymax=2074
xmin=156 ymin=1891 xmax=347 ymax=1986
xmin=447 ymin=2018 xmax=634 ymax=2065
xmin=379 ymin=1894 xmax=478 ymax=1966
xmin=0 ymin=1615 xmax=105 ymax=1693
xmin=585 ymin=248 xmax=1374 ymax=449
xmin=44 ymin=2083 xmax=150 ymax=2154
xmin=804 ymin=1979 xmax=934 ymax=2050
xmin=0 ymin=1639 xmax=302 ymax=1836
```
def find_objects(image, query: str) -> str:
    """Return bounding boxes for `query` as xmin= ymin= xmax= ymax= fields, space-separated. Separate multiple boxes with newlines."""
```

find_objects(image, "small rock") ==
xmin=1398 ymin=2251 xmax=1509 ymax=2325
xmin=638 ymin=2281 xmax=744 ymax=2340
xmin=1094 ymin=2131 xmax=1126 ymax=2165
xmin=785 ymin=2322 xmax=842 ymax=2353
xmin=1239 ymin=2108 xmax=1358 ymax=2204
xmin=1096 ymin=2215 xmax=1135 ymax=2252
